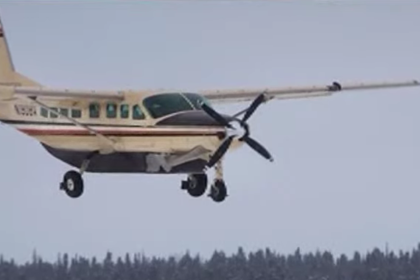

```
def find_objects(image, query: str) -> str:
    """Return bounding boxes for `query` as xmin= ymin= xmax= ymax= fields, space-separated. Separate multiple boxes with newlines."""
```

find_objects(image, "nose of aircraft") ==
xmin=156 ymin=110 xmax=235 ymax=127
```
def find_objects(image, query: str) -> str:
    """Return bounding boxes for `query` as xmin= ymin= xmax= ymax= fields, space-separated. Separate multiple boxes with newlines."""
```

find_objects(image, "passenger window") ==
xmin=106 ymin=103 xmax=117 ymax=118
xmin=89 ymin=103 xmax=100 ymax=118
xmin=71 ymin=109 xmax=82 ymax=118
xmin=50 ymin=107 xmax=58 ymax=118
xmin=40 ymin=107 xmax=48 ymax=118
xmin=60 ymin=108 xmax=68 ymax=117
xmin=120 ymin=104 xmax=129 ymax=119
xmin=132 ymin=105 xmax=145 ymax=120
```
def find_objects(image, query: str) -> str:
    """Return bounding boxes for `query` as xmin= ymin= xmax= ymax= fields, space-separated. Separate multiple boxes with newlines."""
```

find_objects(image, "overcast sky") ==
xmin=0 ymin=0 xmax=420 ymax=263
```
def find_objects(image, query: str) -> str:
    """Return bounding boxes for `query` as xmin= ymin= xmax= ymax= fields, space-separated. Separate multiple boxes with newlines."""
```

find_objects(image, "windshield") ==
xmin=182 ymin=93 xmax=212 ymax=110
xmin=143 ymin=92 xmax=212 ymax=119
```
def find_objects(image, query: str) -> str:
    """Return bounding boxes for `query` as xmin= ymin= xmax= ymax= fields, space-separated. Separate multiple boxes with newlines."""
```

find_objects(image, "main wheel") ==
xmin=61 ymin=170 xmax=84 ymax=198
xmin=183 ymin=173 xmax=208 ymax=197
xmin=209 ymin=179 xmax=227 ymax=203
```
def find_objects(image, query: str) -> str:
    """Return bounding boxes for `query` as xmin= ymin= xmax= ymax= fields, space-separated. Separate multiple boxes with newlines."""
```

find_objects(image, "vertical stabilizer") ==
xmin=0 ymin=14 xmax=40 ymax=87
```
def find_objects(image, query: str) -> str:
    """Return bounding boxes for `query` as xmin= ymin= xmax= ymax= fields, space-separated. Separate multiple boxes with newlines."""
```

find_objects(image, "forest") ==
xmin=1 ymin=244 xmax=420 ymax=280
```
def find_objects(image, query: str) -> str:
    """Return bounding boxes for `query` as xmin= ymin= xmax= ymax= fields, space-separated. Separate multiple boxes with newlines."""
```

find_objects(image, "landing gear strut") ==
xmin=181 ymin=160 xmax=228 ymax=203
xmin=209 ymin=160 xmax=228 ymax=203
xmin=60 ymin=151 xmax=98 ymax=199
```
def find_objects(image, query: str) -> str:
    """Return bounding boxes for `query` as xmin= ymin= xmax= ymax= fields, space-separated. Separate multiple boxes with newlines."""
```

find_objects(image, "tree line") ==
xmin=1 ymin=244 xmax=420 ymax=280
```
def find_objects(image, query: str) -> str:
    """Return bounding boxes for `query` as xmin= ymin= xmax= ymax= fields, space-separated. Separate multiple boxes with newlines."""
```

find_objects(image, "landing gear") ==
xmin=182 ymin=161 xmax=228 ymax=202
xmin=209 ymin=179 xmax=227 ymax=203
xmin=61 ymin=170 xmax=84 ymax=198
xmin=182 ymin=173 xmax=208 ymax=197
xmin=208 ymin=160 xmax=228 ymax=202
xmin=60 ymin=151 xmax=98 ymax=199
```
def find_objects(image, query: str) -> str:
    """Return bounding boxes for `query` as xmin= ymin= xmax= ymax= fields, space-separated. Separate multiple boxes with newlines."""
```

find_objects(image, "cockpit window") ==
xmin=142 ymin=92 xmax=213 ymax=119
xmin=143 ymin=93 xmax=194 ymax=119
xmin=132 ymin=104 xmax=145 ymax=120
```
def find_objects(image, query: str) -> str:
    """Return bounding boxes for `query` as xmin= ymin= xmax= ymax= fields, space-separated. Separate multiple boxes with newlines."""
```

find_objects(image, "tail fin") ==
xmin=0 ymin=15 xmax=40 ymax=87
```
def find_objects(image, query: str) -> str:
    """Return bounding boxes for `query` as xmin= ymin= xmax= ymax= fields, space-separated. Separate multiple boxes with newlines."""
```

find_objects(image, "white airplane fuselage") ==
xmin=0 ymin=93 xmax=243 ymax=174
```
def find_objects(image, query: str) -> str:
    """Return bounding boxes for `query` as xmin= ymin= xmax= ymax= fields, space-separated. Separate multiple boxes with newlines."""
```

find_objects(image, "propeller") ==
xmin=201 ymin=93 xmax=274 ymax=168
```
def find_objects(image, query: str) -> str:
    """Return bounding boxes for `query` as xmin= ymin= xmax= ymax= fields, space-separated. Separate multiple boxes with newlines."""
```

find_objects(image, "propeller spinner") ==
xmin=201 ymin=93 xmax=274 ymax=168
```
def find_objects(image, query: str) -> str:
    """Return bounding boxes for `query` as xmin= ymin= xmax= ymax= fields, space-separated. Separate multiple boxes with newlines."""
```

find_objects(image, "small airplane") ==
xmin=0 ymin=16 xmax=419 ymax=203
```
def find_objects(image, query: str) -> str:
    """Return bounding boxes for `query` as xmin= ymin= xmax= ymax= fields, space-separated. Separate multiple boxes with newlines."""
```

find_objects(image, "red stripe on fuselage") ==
xmin=18 ymin=128 xmax=224 ymax=137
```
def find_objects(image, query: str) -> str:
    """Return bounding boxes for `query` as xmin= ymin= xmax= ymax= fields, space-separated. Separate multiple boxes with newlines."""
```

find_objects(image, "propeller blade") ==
xmin=201 ymin=103 xmax=233 ymax=128
xmin=242 ymin=93 xmax=266 ymax=123
xmin=243 ymin=136 xmax=273 ymax=162
xmin=207 ymin=136 xmax=234 ymax=168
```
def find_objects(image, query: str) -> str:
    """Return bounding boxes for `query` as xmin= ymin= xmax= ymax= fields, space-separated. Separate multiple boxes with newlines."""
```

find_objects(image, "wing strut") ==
xmin=26 ymin=97 xmax=116 ymax=154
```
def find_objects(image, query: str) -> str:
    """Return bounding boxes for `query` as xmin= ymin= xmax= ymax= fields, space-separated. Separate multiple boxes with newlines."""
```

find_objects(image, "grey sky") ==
xmin=0 ymin=0 xmax=420 ymax=263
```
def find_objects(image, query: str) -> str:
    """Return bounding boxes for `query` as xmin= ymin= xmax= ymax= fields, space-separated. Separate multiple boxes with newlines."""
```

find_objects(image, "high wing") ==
xmin=0 ymin=85 xmax=125 ymax=101
xmin=2 ymin=80 xmax=419 ymax=103
xmin=199 ymin=80 xmax=420 ymax=104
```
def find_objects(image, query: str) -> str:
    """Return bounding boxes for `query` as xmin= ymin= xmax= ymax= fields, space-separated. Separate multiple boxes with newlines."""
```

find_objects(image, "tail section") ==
xmin=0 ymin=15 xmax=40 ymax=87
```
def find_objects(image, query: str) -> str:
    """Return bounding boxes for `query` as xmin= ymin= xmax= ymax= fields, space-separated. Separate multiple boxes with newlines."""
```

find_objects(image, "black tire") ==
xmin=186 ymin=174 xmax=208 ymax=197
xmin=209 ymin=179 xmax=227 ymax=202
xmin=62 ymin=170 xmax=84 ymax=198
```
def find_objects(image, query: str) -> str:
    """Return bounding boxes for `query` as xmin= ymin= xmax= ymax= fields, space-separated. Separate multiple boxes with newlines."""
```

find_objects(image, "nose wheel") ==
xmin=209 ymin=179 xmax=227 ymax=202
xmin=182 ymin=160 xmax=228 ymax=202
xmin=182 ymin=174 xmax=228 ymax=203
